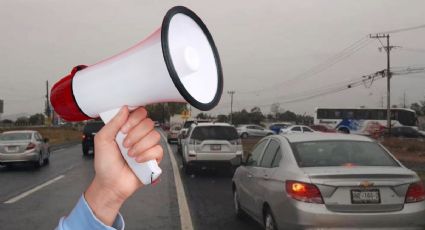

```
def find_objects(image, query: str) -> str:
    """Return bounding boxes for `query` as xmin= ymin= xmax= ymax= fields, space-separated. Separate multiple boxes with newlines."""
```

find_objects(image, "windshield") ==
xmin=0 ymin=133 xmax=32 ymax=141
xmin=292 ymin=141 xmax=399 ymax=167
xmin=191 ymin=126 xmax=239 ymax=141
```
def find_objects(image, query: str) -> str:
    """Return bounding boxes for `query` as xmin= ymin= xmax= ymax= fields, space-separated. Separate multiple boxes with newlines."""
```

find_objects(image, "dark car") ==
xmin=388 ymin=126 xmax=425 ymax=138
xmin=82 ymin=121 xmax=104 ymax=155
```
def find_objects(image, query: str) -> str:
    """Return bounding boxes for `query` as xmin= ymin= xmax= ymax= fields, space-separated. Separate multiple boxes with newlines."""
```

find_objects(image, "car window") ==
xmin=260 ymin=140 xmax=280 ymax=168
xmin=35 ymin=133 xmax=43 ymax=141
xmin=255 ymin=126 xmax=264 ymax=130
xmin=303 ymin=127 xmax=314 ymax=132
xmin=292 ymin=126 xmax=301 ymax=131
xmin=271 ymin=147 xmax=282 ymax=167
xmin=292 ymin=141 xmax=399 ymax=167
xmin=247 ymin=140 xmax=268 ymax=166
xmin=0 ymin=132 xmax=32 ymax=141
xmin=191 ymin=126 xmax=239 ymax=141
xmin=247 ymin=126 xmax=255 ymax=129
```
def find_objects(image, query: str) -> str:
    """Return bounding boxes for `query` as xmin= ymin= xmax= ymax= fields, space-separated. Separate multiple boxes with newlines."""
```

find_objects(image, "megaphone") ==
xmin=50 ymin=6 xmax=223 ymax=185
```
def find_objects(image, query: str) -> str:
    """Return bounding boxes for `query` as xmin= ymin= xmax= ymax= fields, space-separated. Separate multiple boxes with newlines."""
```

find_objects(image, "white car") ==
xmin=181 ymin=122 xmax=243 ymax=174
xmin=279 ymin=125 xmax=315 ymax=134
xmin=236 ymin=124 xmax=274 ymax=138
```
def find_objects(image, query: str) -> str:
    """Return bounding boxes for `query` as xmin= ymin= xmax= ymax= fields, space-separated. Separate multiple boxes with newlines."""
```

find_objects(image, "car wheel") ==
xmin=264 ymin=208 xmax=277 ymax=230
xmin=233 ymin=189 xmax=245 ymax=219
xmin=241 ymin=133 xmax=248 ymax=139
xmin=34 ymin=153 xmax=44 ymax=168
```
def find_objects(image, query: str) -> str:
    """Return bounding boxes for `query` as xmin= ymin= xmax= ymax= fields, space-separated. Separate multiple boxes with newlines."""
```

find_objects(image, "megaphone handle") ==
xmin=100 ymin=108 xmax=162 ymax=185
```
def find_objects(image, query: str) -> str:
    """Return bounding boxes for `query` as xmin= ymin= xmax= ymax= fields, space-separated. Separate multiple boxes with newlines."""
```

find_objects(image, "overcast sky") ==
xmin=1 ymin=0 xmax=424 ymax=118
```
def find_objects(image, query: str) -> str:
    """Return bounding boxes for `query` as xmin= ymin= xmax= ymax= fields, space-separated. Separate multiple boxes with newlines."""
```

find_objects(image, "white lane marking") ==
xmin=4 ymin=175 xmax=65 ymax=204
xmin=159 ymin=131 xmax=194 ymax=230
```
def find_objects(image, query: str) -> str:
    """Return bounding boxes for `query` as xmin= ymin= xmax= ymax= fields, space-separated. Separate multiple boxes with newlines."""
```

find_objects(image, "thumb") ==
xmin=97 ymin=106 xmax=129 ymax=142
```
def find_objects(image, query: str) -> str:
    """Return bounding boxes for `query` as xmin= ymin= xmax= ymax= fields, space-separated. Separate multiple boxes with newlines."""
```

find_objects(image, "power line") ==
xmin=378 ymin=23 xmax=425 ymax=34
xmin=239 ymin=36 xmax=372 ymax=94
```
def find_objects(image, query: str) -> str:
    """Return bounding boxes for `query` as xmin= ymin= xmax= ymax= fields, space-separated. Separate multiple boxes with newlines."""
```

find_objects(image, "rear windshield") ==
xmin=191 ymin=126 xmax=239 ymax=141
xmin=292 ymin=141 xmax=399 ymax=167
xmin=83 ymin=122 xmax=104 ymax=133
xmin=0 ymin=133 xmax=32 ymax=141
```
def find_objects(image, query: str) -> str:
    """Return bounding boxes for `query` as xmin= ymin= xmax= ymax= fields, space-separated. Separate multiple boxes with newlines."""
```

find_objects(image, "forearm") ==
xmin=85 ymin=177 xmax=126 ymax=226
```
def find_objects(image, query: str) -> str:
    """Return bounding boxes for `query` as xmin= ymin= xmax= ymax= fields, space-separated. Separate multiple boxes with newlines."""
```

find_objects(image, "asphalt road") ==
xmin=0 ymin=132 xmax=180 ymax=230
xmin=0 ymin=130 xmax=260 ymax=230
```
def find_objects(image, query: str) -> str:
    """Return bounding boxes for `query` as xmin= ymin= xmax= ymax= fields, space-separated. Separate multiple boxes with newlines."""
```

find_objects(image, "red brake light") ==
xmin=405 ymin=181 xmax=425 ymax=203
xmin=26 ymin=143 xmax=36 ymax=150
xmin=82 ymin=134 xmax=86 ymax=139
xmin=286 ymin=180 xmax=323 ymax=204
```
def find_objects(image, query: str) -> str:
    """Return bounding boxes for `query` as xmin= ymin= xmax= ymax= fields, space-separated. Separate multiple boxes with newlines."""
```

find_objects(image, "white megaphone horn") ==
xmin=50 ymin=6 xmax=223 ymax=185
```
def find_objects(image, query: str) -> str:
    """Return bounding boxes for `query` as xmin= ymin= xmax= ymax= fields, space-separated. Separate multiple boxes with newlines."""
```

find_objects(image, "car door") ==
xmin=238 ymin=139 xmax=268 ymax=215
xmin=249 ymin=139 xmax=282 ymax=219
xmin=246 ymin=126 xmax=256 ymax=136
xmin=255 ymin=125 xmax=265 ymax=136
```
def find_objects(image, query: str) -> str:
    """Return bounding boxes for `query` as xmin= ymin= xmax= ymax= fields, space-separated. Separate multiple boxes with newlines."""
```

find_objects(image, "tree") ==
xmin=216 ymin=114 xmax=228 ymax=122
xmin=196 ymin=113 xmax=209 ymax=120
xmin=249 ymin=107 xmax=264 ymax=124
xmin=15 ymin=116 xmax=29 ymax=125
xmin=1 ymin=119 xmax=12 ymax=124
xmin=29 ymin=113 xmax=45 ymax=125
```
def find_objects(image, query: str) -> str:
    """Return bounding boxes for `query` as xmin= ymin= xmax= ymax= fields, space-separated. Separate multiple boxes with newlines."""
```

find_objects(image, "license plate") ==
xmin=6 ymin=146 xmax=18 ymax=152
xmin=210 ymin=144 xmax=221 ymax=151
xmin=351 ymin=189 xmax=380 ymax=204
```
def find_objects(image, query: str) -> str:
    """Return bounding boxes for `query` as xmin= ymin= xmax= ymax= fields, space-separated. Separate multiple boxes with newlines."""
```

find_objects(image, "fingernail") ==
xmin=128 ymin=149 xmax=134 ymax=157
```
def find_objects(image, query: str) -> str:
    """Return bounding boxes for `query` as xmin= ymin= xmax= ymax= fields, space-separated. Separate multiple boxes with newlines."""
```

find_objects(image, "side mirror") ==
xmin=242 ymin=151 xmax=252 ymax=165
xmin=43 ymin=138 xmax=49 ymax=143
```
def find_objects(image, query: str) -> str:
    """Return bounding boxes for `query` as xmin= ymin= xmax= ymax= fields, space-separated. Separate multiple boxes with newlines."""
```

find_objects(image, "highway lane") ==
xmin=0 ymin=132 xmax=180 ymax=230
xmin=168 ymin=144 xmax=263 ymax=230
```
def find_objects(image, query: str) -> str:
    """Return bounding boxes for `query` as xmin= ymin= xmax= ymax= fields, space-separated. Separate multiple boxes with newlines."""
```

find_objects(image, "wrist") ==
xmin=84 ymin=177 xmax=126 ymax=226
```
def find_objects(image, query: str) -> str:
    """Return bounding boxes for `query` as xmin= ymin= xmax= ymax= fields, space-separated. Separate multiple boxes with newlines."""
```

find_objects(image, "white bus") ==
xmin=314 ymin=107 xmax=417 ymax=135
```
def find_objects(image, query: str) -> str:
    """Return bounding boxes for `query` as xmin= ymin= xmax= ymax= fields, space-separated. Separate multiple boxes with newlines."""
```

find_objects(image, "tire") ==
xmin=34 ymin=153 xmax=44 ymax=168
xmin=44 ymin=150 xmax=50 ymax=164
xmin=233 ymin=189 xmax=246 ymax=219
xmin=241 ymin=133 xmax=248 ymax=139
xmin=264 ymin=208 xmax=278 ymax=230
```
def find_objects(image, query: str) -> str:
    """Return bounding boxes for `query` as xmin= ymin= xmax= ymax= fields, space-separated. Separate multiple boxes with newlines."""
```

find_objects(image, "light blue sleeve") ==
xmin=56 ymin=195 xmax=125 ymax=230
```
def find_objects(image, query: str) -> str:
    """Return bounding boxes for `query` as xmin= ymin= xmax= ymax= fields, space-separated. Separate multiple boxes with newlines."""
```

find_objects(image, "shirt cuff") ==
xmin=57 ymin=195 xmax=125 ymax=230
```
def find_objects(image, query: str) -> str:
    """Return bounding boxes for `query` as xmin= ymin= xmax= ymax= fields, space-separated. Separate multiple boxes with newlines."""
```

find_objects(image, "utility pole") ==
xmin=227 ymin=91 xmax=235 ymax=124
xmin=370 ymin=34 xmax=394 ymax=134
xmin=403 ymin=91 xmax=407 ymax=108
xmin=45 ymin=81 xmax=51 ymax=121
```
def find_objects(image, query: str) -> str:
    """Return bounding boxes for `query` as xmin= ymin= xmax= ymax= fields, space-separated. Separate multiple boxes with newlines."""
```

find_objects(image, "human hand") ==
xmin=85 ymin=106 xmax=163 ymax=226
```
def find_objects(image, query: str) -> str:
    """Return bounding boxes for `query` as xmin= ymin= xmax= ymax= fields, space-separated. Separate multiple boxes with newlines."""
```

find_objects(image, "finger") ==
xmin=96 ymin=106 xmax=129 ymax=142
xmin=128 ymin=130 xmax=161 ymax=157
xmin=120 ymin=107 xmax=148 ymax=134
xmin=123 ymin=118 xmax=154 ymax=148
xmin=135 ymin=145 xmax=163 ymax=163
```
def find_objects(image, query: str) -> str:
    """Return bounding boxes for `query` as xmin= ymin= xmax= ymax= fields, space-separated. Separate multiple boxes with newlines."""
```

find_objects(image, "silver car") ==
xmin=279 ymin=125 xmax=315 ymax=134
xmin=232 ymin=133 xmax=425 ymax=230
xmin=0 ymin=130 xmax=50 ymax=167
xmin=236 ymin=124 xmax=274 ymax=138
xmin=181 ymin=123 xmax=243 ymax=174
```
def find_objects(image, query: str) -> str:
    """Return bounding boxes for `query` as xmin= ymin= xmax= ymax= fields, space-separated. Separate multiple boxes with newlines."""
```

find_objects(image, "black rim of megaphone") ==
xmin=161 ymin=6 xmax=223 ymax=111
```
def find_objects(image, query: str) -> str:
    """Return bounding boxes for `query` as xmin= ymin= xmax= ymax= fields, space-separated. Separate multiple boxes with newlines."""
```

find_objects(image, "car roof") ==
xmin=2 ymin=130 xmax=36 ymax=134
xmin=194 ymin=122 xmax=233 ymax=127
xmin=278 ymin=133 xmax=373 ymax=143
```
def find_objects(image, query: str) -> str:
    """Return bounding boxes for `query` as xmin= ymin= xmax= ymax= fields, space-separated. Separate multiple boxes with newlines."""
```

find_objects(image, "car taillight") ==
xmin=26 ymin=143 xmax=36 ymax=150
xmin=405 ymin=181 xmax=425 ymax=203
xmin=82 ymin=134 xmax=86 ymax=139
xmin=285 ymin=180 xmax=324 ymax=204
